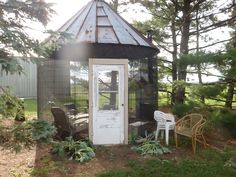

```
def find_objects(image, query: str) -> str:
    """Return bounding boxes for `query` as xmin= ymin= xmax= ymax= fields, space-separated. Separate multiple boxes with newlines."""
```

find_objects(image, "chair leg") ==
xmin=202 ymin=135 xmax=207 ymax=148
xmin=175 ymin=132 xmax=178 ymax=147
xmin=160 ymin=131 xmax=164 ymax=140
xmin=192 ymin=137 xmax=196 ymax=154
xmin=155 ymin=125 xmax=160 ymax=141
xmin=165 ymin=126 xmax=169 ymax=146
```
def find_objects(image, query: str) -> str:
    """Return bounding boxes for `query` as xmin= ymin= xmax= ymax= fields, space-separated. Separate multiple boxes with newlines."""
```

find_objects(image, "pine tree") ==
xmin=0 ymin=0 xmax=54 ymax=74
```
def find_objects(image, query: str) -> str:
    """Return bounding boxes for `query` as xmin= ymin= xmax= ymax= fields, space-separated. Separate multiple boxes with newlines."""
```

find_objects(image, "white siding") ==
xmin=0 ymin=60 xmax=37 ymax=98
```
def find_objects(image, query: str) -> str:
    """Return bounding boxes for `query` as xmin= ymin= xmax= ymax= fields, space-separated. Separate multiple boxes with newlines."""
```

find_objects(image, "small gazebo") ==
xmin=38 ymin=0 xmax=159 ymax=145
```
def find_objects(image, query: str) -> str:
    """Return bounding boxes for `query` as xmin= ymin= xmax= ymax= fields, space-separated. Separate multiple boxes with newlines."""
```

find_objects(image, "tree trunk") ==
xmin=110 ymin=0 xmax=119 ymax=12
xmin=174 ymin=0 xmax=191 ymax=104
xmin=225 ymin=82 xmax=235 ymax=108
xmin=171 ymin=4 xmax=178 ymax=105
xmin=225 ymin=2 xmax=236 ymax=108
xmin=196 ymin=4 xmax=205 ymax=103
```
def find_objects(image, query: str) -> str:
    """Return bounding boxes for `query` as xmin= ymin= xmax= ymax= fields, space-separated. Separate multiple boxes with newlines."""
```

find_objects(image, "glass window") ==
xmin=98 ymin=70 xmax=119 ymax=110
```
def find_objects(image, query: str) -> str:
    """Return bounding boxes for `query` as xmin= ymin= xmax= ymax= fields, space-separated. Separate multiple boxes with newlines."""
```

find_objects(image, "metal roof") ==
xmin=57 ymin=0 xmax=157 ymax=50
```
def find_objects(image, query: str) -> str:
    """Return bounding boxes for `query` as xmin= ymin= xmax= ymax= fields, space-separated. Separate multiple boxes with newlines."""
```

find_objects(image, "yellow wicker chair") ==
xmin=174 ymin=113 xmax=207 ymax=154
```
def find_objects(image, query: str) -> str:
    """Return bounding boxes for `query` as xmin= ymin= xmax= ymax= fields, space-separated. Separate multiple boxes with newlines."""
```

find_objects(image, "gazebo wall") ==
xmin=37 ymin=57 xmax=157 ymax=122
xmin=37 ymin=60 xmax=71 ymax=121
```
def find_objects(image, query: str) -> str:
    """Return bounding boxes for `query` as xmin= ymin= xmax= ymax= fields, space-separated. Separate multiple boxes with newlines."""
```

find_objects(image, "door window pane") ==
xmin=98 ymin=70 xmax=119 ymax=110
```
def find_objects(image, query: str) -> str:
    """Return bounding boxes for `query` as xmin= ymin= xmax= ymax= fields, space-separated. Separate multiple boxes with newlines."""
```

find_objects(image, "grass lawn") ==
xmin=24 ymin=98 xmax=37 ymax=117
xmin=97 ymin=149 xmax=236 ymax=177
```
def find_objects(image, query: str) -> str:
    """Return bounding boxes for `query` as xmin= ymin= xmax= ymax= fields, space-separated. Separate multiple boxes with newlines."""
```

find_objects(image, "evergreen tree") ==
xmin=130 ymin=0 xmax=236 ymax=104
xmin=0 ymin=0 xmax=54 ymax=74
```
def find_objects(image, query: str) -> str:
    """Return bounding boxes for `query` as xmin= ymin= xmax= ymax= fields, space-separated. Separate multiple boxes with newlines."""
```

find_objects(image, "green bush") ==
xmin=171 ymin=102 xmax=195 ymax=117
xmin=27 ymin=119 xmax=57 ymax=142
xmin=209 ymin=108 xmax=236 ymax=137
xmin=0 ymin=119 xmax=56 ymax=152
xmin=0 ymin=88 xmax=23 ymax=119
xmin=52 ymin=137 xmax=95 ymax=163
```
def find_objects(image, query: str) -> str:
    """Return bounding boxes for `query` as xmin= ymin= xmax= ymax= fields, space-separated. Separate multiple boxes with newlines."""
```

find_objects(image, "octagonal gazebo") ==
xmin=38 ymin=0 xmax=159 ymax=144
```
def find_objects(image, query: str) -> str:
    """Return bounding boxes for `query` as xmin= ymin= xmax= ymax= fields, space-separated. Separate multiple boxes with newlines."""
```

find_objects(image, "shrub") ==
xmin=209 ymin=108 xmax=236 ymax=137
xmin=0 ymin=88 xmax=25 ymax=120
xmin=27 ymin=119 xmax=57 ymax=142
xmin=52 ymin=137 xmax=95 ymax=163
xmin=171 ymin=102 xmax=194 ymax=117
xmin=0 ymin=119 xmax=56 ymax=152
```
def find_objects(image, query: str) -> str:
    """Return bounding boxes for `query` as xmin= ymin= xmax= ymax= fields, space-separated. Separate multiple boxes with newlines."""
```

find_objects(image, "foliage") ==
xmin=132 ymin=133 xmax=171 ymax=156
xmin=172 ymin=80 xmax=187 ymax=91
xmin=128 ymin=132 xmax=138 ymax=145
xmin=133 ymin=140 xmax=171 ymax=156
xmin=130 ymin=0 xmax=235 ymax=104
xmin=52 ymin=137 xmax=95 ymax=163
xmin=190 ymin=84 xmax=226 ymax=99
xmin=209 ymin=108 xmax=236 ymax=137
xmin=171 ymin=101 xmax=197 ymax=117
xmin=40 ymin=31 xmax=74 ymax=58
xmin=0 ymin=119 xmax=56 ymax=152
xmin=27 ymin=119 xmax=57 ymax=141
xmin=0 ymin=87 xmax=24 ymax=119
xmin=97 ymin=149 xmax=236 ymax=177
xmin=0 ymin=0 xmax=54 ymax=74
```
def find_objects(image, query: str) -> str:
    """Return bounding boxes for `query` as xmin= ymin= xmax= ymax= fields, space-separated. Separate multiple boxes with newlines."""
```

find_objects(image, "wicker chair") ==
xmin=174 ymin=113 xmax=207 ymax=154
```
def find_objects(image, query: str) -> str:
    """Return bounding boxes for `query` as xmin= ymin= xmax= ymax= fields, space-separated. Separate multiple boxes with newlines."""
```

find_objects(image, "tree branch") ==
xmin=189 ymin=38 xmax=233 ymax=51
xmin=189 ymin=15 xmax=236 ymax=35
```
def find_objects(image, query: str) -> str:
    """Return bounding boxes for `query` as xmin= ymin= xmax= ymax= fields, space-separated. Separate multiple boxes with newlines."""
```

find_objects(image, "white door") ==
xmin=92 ymin=64 xmax=125 ymax=144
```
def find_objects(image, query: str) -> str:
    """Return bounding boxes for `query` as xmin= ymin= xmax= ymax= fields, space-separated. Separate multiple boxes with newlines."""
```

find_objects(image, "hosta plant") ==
xmin=52 ymin=137 xmax=95 ymax=163
xmin=133 ymin=140 xmax=171 ymax=156
xmin=132 ymin=133 xmax=171 ymax=156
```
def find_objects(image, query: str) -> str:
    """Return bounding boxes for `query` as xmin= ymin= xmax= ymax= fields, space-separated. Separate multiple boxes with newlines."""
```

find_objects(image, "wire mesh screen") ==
xmin=37 ymin=60 xmax=88 ymax=121
xmin=129 ymin=57 xmax=157 ymax=121
xmin=38 ymin=57 xmax=157 ymax=122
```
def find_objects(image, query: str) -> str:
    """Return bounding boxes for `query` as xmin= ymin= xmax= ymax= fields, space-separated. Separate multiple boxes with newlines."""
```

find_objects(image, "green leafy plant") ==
xmin=0 ymin=119 xmax=56 ymax=152
xmin=132 ymin=133 xmax=171 ymax=156
xmin=27 ymin=119 xmax=57 ymax=142
xmin=171 ymin=99 xmax=205 ymax=118
xmin=128 ymin=132 xmax=138 ymax=145
xmin=0 ymin=87 xmax=24 ymax=119
xmin=209 ymin=108 xmax=236 ymax=137
xmin=133 ymin=140 xmax=171 ymax=156
xmin=9 ymin=122 xmax=34 ymax=152
xmin=52 ymin=137 xmax=95 ymax=163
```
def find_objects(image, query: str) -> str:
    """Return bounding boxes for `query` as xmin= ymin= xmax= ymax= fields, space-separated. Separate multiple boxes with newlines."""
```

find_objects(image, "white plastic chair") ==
xmin=154 ymin=110 xmax=175 ymax=145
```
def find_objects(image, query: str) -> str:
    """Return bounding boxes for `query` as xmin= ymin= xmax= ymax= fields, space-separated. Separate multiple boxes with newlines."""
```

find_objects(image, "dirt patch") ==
xmin=0 ymin=147 xmax=36 ymax=177
xmin=0 ymin=142 xmax=195 ymax=177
